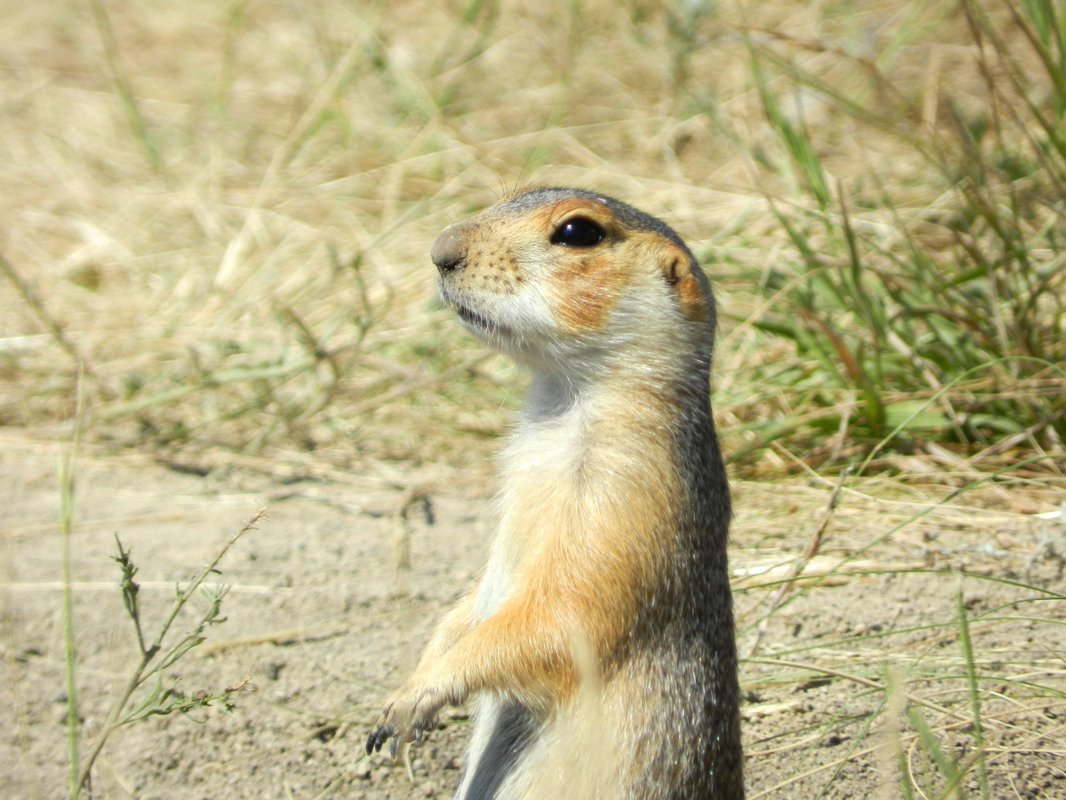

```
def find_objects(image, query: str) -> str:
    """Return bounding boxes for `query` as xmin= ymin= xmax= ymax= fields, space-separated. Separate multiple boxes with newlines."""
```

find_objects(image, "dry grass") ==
xmin=2 ymin=0 xmax=1062 ymax=478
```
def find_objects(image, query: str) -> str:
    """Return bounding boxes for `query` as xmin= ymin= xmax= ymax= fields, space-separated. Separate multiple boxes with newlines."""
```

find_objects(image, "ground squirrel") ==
xmin=368 ymin=187 xmax=742 ymax=799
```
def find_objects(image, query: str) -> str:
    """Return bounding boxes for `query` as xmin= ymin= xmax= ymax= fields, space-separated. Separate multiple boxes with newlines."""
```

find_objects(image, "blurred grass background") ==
xmin=2 ymin=2 xmax=1064 ymax=797
xmin=1 ymin=0 xmax=1062 ymax=484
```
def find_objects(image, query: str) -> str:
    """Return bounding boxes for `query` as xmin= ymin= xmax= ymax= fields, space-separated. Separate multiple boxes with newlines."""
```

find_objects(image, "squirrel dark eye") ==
xmin=550 ymin=217 xmax=604 ymax=247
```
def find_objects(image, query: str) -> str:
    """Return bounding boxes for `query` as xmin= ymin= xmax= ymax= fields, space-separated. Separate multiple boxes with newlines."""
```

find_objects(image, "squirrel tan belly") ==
xmin=368 ymin=187 xmax=743 ymax=799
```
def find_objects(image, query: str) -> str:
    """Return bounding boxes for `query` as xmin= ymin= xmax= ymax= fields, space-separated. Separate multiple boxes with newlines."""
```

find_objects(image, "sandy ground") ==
xmin=2 ymin=429 xmax=1064 ymax=799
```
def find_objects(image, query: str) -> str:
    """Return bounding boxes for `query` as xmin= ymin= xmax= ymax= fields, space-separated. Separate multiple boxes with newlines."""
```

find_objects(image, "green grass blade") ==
xmin=955 ymin=573 xmax=989 ymax=799
xmin=60 ymin=378 xmax=85 ymax=798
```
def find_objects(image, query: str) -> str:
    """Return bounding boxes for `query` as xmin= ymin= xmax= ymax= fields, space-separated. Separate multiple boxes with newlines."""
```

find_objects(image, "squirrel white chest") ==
xmin=474 ymin=403 xmax=589 ymax=619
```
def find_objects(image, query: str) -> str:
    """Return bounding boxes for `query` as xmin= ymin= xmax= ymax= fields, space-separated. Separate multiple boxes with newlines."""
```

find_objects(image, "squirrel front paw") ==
xmin=365 ymin=680 xmax=458 ymax=757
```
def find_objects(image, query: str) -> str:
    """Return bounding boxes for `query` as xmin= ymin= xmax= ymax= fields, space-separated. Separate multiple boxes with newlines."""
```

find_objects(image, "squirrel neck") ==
xmin=506 ymin=361 xmax=714 ymax=497
xmin=521 ymin=345 xmax=710 ymax=424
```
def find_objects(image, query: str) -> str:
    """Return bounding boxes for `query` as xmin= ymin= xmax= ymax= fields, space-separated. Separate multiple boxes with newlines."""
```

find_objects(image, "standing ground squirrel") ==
xmin=368 ymin=187 xmax=742 ymax=799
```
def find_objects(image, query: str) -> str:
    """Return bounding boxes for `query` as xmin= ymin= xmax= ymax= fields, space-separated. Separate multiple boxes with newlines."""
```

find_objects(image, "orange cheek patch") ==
xmin=550 ymin=252 xmax=630 ymax=333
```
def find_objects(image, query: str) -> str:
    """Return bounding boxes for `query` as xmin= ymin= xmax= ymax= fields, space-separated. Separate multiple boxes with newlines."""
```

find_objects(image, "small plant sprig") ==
xmin=71 ymin=509 xmax=264 ymax=798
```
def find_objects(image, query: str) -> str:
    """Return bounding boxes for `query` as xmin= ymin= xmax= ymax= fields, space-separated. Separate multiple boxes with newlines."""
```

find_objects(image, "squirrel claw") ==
xmin=366 ymin=708 xmax=434 ymax=758
xmin=366 ymin=723 xmax=395 ymax=755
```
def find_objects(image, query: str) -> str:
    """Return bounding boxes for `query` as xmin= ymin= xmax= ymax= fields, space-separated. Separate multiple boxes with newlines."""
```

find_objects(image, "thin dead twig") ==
xmin=745 ymin=467 xmax=851 ymax=659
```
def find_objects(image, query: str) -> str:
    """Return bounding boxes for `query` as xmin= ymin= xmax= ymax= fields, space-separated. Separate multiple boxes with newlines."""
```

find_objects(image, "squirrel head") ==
xmin=432 ymin=187 xmax=716 ymax=382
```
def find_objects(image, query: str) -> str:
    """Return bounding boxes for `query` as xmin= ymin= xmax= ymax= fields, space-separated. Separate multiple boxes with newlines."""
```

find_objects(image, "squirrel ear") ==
xmin=660 ymin=246 xmax=711 ymax=324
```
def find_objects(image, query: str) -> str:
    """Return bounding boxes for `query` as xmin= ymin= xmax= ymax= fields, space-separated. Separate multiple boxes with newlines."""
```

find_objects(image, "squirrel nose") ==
xmin=431 ymin=223 xmax=468 ymax=274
